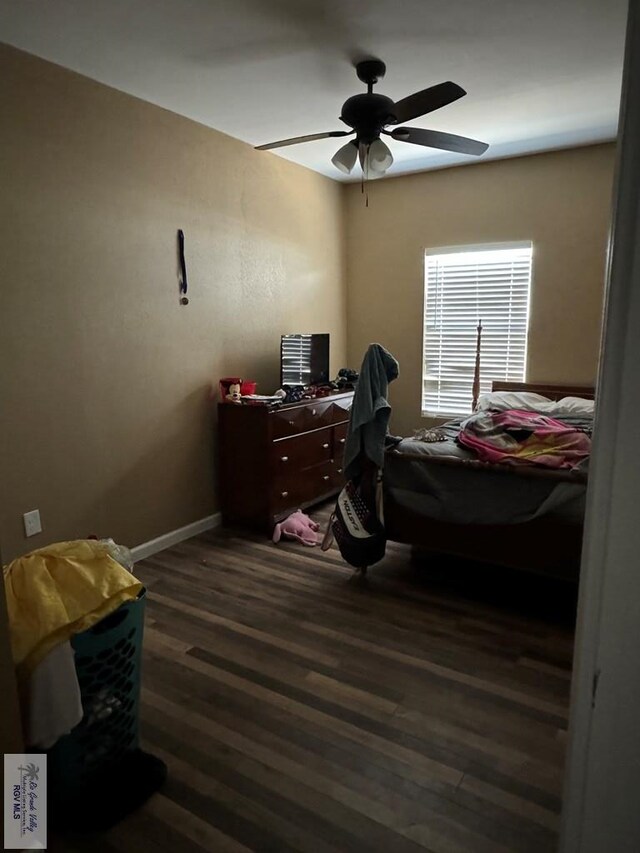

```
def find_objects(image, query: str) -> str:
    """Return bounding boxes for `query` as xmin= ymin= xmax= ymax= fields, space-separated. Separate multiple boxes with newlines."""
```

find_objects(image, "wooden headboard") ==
xmin=492 ymin=381 xmax=596 ymax=401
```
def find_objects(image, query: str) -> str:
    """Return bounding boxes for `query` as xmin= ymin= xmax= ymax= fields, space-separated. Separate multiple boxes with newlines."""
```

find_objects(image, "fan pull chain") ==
xmin=360 ymin=174 xmax=369 ymax=207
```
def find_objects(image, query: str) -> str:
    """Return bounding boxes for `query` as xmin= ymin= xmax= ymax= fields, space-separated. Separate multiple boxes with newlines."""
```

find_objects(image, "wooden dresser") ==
xmin=218 ymin=391 xmax=353 ymax=531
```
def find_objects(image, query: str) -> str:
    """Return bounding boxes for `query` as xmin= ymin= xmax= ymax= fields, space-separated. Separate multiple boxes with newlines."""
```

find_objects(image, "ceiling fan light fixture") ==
xmin=367 ymin=138 xmax=393 ymax=174
xmin=331 ymin=140 xmax=358 ymax=174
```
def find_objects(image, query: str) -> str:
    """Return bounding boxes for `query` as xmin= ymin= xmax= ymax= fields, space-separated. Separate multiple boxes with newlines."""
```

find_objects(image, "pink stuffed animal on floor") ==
xmin=272 ymin=510 xmax=320 ymax=547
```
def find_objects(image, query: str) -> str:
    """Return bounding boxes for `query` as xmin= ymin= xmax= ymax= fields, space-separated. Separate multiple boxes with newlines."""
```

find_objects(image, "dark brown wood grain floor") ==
xmin=58 ymin=504 xmax=576 ymax=853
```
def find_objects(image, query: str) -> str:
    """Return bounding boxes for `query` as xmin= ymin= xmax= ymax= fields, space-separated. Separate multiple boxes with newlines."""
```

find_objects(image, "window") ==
xmin=422 ymin=242 xmax=532 ymax=417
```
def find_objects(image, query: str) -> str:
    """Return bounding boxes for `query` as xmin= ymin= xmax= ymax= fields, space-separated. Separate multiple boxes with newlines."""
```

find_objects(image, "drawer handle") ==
xmin=322 ymin=442 xmax=329 ymax=449
xmin=311 ymin=408 xmax=317 ymax=416
xmin=337 ymin=468 xmax=343 ymax=474
xmin=322 ymin=475 xmax=330 ymax=481
xmin=281 ymin=490 xmax=289 ymax=498
xmin=339 ymin=438 xmax=346 ymax=444
xmin=288 ymin=420 xmax=295 ymax=426
xmin=280 ymin=456 xmax=289 ymax=462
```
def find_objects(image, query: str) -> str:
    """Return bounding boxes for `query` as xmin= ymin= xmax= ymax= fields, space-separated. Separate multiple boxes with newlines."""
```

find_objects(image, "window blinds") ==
xmin=281 ymin=334 xmax=313 ymax=385
xmin=422 ymin=243 xmax=532 ymax=417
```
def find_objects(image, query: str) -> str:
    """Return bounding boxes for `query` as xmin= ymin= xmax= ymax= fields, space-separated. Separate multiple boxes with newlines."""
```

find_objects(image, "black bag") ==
xmin=321 ymin=473 xmax=386 ymax=571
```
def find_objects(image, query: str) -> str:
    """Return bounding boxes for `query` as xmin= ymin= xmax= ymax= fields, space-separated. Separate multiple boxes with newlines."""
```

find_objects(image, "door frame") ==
xmin=561 ymin=1 xmax=640 ymax=849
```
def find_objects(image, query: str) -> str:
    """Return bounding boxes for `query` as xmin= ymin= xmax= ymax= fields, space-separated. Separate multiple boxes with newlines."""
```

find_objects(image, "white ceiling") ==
xmin=0 ymin=0 xmax=627 ymax=180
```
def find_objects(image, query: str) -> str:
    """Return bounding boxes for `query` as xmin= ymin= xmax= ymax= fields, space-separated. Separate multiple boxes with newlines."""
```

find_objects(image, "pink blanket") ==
xmin=458 ymin=409 xmax=591 ymax=469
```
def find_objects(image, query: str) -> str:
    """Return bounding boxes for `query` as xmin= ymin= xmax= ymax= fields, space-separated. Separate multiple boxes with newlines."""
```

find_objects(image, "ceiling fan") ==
xmin=256 ymin=59 xmax=489 ymax=179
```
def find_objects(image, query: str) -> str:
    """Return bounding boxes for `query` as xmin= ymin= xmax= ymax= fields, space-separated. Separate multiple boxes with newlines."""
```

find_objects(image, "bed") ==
xmin=383 ymin=382 xmax=595 ymax=581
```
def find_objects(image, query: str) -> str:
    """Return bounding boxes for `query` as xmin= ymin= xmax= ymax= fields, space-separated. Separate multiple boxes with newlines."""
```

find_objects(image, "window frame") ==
xmin=421 ymin=241 xmax=533 ymax=419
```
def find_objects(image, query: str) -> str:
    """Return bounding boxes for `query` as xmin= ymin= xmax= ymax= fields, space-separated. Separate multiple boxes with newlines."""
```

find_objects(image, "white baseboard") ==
xmin=131 ymin=513 xmax=221 ymax=563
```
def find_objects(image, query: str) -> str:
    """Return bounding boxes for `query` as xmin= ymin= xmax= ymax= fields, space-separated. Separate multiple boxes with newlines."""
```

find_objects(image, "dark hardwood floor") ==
xmin=58 ymin=504 xmax=576 ymax=853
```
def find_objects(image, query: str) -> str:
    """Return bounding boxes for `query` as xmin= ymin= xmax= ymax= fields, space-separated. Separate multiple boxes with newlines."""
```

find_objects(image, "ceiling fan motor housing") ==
xmin=340 ymin=93 xmax=396 ymax=144
xmin=355 ymin=59 xmax=387 ymax=86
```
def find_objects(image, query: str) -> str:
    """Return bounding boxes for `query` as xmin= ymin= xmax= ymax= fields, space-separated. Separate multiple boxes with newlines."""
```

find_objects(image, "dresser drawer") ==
xmin=270 ymin=476 xmax=316 ymax=515
xmin=271 ymin=429 xmax=333 ymax=472
xmin=269 ymin=405 xmax=309 ymax=439
xmin=329 ymin=396 xmax=352 ymax=424
xmin=305 ymin=460 xmax=346 ymax=495
xmin=304 ymin=398 xmax=352 ymax=430
xmin=268 ymin=395 xmax=352 ymax=439
xmin=302 ymin=399 xmax=335 ymax=431
xmin=334 ymin=421 xmax=348 ymax=454
xmin=271 ymin=482 xmax=298 ymax=515
xmin=271 ymin=460 xmax=345 ymax=516
xmin=329 ymin=459 xmax=346 ymax=490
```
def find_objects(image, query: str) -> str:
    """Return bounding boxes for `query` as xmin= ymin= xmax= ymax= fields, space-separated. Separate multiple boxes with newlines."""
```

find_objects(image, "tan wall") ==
xmin=0 ymin=44 xmax=346 ymax=561
xmin=345 ymin=144 xmax=615 ymax=435
xmin=0 ymin=42 xmax=615 ymax=561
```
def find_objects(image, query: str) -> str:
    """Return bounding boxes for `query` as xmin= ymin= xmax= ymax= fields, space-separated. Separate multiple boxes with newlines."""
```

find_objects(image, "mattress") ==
xmin=384 ymin=414 xmax=591 ymax=526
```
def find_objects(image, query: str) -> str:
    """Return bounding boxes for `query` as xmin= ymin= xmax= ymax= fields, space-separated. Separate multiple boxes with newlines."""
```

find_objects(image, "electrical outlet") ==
xmin=23 ymin=509 xmax=42 ymax=537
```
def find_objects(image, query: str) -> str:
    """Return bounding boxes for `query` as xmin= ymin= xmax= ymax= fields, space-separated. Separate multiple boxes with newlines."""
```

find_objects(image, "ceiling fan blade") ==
xmin=256 ymin=131 xmax=352 ymax=150
xmin=391 ymin=81 xmax=466 ymax=124
xmin=390 ymin=126 xmax=489 ymax=156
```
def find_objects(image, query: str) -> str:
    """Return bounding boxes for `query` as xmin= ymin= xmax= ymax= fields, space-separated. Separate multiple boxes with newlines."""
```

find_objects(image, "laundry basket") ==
xmin=47 ymin=590 xmax=146 ymax=802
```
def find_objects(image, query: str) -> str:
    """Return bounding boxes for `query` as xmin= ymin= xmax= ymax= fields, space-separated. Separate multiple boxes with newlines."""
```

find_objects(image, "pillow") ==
xmin=477 ymin=391 xmax=552 ymax=413
xmin=477 ymin=391 xmax=594 ymax=417
xmin=554 ymin=396 xmax=595 ymax=416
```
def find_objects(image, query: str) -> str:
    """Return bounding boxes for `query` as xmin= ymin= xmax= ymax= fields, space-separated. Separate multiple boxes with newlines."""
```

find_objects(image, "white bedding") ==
xmin=477 ymin=391 xmax=594 ymax=418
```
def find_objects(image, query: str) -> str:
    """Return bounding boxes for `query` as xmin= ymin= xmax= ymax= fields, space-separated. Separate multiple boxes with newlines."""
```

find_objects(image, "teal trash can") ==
xmin=47 ymin=589 xmax=146 ymax=801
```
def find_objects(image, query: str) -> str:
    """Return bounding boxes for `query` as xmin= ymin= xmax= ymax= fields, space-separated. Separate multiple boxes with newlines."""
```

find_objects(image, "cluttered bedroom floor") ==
xmin=57 ymin=503 xmax=576 ymax=853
